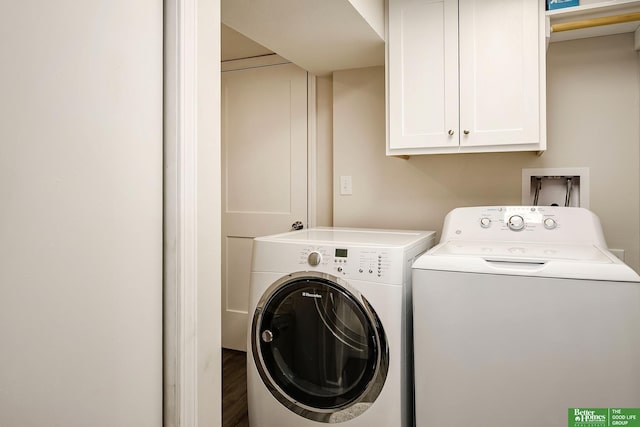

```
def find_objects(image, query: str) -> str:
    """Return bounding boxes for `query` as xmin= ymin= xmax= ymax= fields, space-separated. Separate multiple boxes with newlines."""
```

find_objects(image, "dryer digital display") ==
xmin=335 ymin=248 xmax=348 ymax=258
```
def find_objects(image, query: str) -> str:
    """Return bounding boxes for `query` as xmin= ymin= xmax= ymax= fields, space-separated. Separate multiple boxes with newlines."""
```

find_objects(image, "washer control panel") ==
xmin=506 ymin=214 xmax=525 ymax=231
xmin=442 ymin=206 xmax=607 ymax=246
xmin=297 ymin=245 xmax=402 ymax=282
xmin=473 ymin=207 xmax=559 ymax=234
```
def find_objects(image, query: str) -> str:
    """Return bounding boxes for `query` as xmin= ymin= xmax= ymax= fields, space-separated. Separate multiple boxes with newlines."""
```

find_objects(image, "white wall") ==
xmin=315 ymin=75 xmax=335 ymax=226
xmin=333 ymin=34 xmax=640 ymax=272
xmin=0 ymin=2 xmax=163 ymax=426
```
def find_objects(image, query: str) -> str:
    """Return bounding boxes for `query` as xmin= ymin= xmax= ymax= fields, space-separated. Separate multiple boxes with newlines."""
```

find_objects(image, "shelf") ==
xmin=546 ymin=0 xmax=640 ymax=44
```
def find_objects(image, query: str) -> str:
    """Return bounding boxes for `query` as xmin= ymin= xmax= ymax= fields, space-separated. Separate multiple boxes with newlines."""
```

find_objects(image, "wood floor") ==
xmin=222 ymin=349 xmax=249 ymax=427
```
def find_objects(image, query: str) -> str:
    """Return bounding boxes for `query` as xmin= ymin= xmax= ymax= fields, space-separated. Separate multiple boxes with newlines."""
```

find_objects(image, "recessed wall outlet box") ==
xmin=522 ymin=167 xmax=590 ymax=208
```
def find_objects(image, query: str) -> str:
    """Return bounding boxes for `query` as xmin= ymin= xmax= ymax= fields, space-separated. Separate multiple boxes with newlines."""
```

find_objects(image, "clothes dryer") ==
xmin=248 ymin=227 xmax=435 ymax=426
xmin=412 ymin=206 xmax=640 ymax=427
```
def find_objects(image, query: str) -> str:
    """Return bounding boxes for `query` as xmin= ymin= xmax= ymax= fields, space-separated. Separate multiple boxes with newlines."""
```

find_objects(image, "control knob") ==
xmin=544 ymin=218 xmax=557 ymax=230
xmin=507 ymin=215 xmax=525 ymax=231
xmin=480 ymin=217 xmax=491 ymax=228
xmin=308 ymin=251 xmax=322 ymax=266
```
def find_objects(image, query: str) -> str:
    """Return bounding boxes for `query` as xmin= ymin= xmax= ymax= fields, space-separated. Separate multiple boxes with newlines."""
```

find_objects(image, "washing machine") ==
xmin=247 ymin=227 xmax=436 ymax=426
xmin=412 ymin=206 xmax=640 ymax=427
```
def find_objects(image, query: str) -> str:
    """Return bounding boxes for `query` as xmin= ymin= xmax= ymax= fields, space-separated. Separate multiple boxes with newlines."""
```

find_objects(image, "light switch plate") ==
xmin=340 ymin=176 xmax=352 ymax=195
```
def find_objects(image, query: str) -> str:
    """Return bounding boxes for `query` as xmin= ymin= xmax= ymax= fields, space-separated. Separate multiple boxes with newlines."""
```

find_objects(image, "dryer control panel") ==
xmin=252 ymin=228 xmax=436 ymax=285
xmin=441 ymin=206 xmax=607 ymax=246
xmin=296 ymin=245 xmax=404 ymax=284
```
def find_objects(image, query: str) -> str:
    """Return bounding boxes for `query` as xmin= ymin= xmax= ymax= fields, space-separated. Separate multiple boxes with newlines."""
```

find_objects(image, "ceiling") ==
xmin=220 ymin=0 xmax=385 ymax=75
xmin=221 ymin=24 xmax=273 ymax=62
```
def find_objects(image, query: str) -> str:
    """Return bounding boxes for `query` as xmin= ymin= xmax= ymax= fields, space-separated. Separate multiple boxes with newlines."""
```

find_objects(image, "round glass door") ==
xmin=252 ymin=272 xmax=388 ymax=423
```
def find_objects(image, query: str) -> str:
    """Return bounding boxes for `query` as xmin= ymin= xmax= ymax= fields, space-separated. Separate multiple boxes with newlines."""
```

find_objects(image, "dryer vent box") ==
xmin=522 ymin=167 xmax=589 ymax=208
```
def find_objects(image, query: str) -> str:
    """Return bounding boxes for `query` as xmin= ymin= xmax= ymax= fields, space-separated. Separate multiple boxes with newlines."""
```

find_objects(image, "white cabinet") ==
xmin=387 ymin=0 xmax=546 ymax=155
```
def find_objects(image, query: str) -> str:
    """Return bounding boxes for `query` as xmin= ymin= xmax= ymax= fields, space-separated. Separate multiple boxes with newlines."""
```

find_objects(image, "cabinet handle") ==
xmin=463 ymin=130 xmax=470 ymax=135
xmin=448 ymin=129 xmax=454 ymax=136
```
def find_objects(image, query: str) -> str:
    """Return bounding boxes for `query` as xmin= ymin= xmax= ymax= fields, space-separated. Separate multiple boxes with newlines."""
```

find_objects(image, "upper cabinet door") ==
xmin=387 ymin=0 xmax=546 ymax=156
xmin=458 ymin=0 xmax=544 ymax=148
xmin=387 ymin=0 xmax=459 ymax=152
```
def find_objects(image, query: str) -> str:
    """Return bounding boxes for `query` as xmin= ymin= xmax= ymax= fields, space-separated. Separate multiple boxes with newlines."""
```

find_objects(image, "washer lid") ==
xmin=413 ymin=241 xmax=640 ymax=282
xmin=433 ymin=241 xmax=612 ymax=263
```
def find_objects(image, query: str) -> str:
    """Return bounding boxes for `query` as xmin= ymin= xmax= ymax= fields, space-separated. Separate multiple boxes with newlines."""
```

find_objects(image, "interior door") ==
xmin=0 ymin=2 xmax=162 ymax=426
xmin=221 ymin=61 xmax=308 ymax=351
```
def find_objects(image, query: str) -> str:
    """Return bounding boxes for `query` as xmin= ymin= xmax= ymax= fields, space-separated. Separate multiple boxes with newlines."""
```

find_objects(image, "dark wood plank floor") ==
xmin=222 ymin=349 xmax=249 ymax=427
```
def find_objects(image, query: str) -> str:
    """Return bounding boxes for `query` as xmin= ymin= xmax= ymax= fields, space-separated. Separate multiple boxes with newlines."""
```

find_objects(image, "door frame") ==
xmin=164 ymin=0 xmax=221 ymax=426
xmin=164 ymin=3 xmax=319 ymax=426
xmin=162 ymin=0 xmax=317 ymax=427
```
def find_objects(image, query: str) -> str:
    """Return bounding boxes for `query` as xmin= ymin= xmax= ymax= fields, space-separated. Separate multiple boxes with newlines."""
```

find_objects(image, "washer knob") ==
xmin=308 ymin=251 xmax=322 ymax=266
xmin=544 ymin=218 xmax=557 ymax=229
xmin=480 ymin=217 xmax=491 ymax=228
xmin=507 ymin=215 xmax=525 ymax=231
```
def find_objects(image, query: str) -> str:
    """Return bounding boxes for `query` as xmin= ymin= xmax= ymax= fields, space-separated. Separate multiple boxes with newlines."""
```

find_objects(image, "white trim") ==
xmin=307 ymin=74 xmax=318 ymax=228
xmin=165 ymin=0 xmax=221 ymax=424
xmin=164 ymin=0 xmax=179 ymax=422
xmin=164 ymin=1 xmax=181 ymax=424
xmin=165 ymin=0 xmax=215 ymax=425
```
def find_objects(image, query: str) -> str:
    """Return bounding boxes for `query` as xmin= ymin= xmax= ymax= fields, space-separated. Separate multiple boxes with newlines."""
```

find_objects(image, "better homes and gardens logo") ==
xmin=569 ymin=408 xmax=640 ymax=427
xmin=571 ymin=409 xmax=607 ymax=426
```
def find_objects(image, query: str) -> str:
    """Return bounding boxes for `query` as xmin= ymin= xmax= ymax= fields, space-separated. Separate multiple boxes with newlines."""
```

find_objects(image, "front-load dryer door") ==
xmin=251 ymin=271 xmax=388 ymax=423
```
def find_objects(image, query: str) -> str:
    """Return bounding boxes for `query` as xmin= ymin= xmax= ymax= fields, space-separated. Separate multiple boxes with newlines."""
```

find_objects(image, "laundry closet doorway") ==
xmin=221 ymin=56 xmax=310 ymax=351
